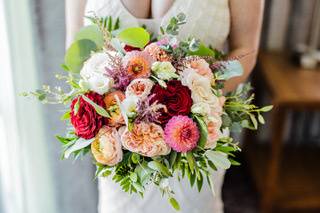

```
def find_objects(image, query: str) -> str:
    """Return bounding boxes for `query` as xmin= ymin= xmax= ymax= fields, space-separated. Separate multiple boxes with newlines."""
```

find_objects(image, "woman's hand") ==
xmin=224 ymin=0 xmax=265 ymax=93
xmin=65 ymin=0 xmax=87 ymax=48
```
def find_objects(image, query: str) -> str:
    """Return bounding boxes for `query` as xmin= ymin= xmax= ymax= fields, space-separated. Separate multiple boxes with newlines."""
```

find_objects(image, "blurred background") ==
xmin=0 ymin=0 xmax=320 ymax=213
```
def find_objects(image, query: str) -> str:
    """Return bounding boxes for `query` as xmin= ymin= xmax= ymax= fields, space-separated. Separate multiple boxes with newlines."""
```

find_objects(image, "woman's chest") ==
xmin=85 ymin=0 xmax=230 ymax=50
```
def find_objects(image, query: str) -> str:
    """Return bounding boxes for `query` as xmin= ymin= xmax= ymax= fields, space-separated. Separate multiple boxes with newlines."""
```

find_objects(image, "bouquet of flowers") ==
xmin=24 ymin=13 xmax=272 ymax=210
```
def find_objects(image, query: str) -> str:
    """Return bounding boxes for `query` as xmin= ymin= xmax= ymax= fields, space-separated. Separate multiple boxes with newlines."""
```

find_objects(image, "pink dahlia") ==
xmin=164 ymin=116 xmax=200 ymax=152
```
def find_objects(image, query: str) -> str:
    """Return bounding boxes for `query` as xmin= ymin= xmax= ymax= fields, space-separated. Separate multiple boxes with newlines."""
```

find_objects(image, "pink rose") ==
xmin=121 ymin=122 xmax=171 ymax=157
xmin=91 ymin=126 xmax=123 ymax=166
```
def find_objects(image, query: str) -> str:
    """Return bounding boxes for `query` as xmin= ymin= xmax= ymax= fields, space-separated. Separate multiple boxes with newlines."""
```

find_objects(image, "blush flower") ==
xmin=144 ymin=43 xmax=172 ymax=62
xmin=91 ymin=126 xmax=123 ymax=166
xmin=123 ymin=51 xmax=153 ymax=79
xmin=121 ymin=122 xmax=171 ymax=157
xmin=104 ymin=91 xmax=125 ymax=127
xmin=205 ymin=115 xmax=222 ymax=149
xmin=125 ymin=78 xmax=154 ymax=99
xmin=164 ymin=116 xmax=200 ymax=152
xmin=190 ymin=58 xmax=213 ymax=80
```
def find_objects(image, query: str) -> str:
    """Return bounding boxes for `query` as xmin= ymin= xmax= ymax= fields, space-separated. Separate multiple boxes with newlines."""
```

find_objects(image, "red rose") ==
xmin=70 ymin=92 xmax=105 ymax=139
xmin=150 ymin=80 xmax=193 ymax=124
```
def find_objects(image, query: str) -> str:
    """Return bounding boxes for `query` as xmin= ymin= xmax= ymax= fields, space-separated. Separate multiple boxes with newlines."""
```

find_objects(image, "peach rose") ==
xmin=205 ymin=115 xmax=222 ymax=149
xmin=104 ymin=91 xmax=125 ymax=127
xmin=121 ymin=122 xmax=171 ymax=157
xmin=190 ymin=59 xmax=213 ymax=80
xmin=91 ymin=126 xmax=123 ymax=166
xmin=144 ymin=43 xmax=172 ymax=62
xmin=125 ymin=78 xmax=154 ymax=99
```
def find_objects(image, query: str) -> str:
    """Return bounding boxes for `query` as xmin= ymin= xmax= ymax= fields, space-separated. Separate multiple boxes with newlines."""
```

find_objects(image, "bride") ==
xmin=65 ymin=0 xmax=264 ymax=212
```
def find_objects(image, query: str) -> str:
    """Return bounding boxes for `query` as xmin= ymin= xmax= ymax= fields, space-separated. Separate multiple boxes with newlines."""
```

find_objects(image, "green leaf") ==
xmin=258 ymin=113 xmax=265 ymax=124
xmin=64 ymin=39 xmax=97 ymax=73
xmin=205 ymin=150 xmax=231 ymax=170
xmin=241 ymin=120 xmax=255 ymax=130
xmin=64 ymin=137 xmax=94 ymax=159
xmin=188 ymin=43 xmax=215 ymax=56
xmin=117 ymin=27 xmax=150 ymax=48
xmin=186 ymin=152 xmax=195 ymax=173
xmin=74 ymin=25 xmax=104 ymax=49
xmin=81 ymin=95 xmax=110 ymax=117
xmin=230 ymin=158 xmax=241 ymax=166
xmin=131 ymin=153 xmax=140 ymax=164
xmin=249 ymin=113 xmax=258 ymax=129
xmin=73 ymin=98 xmax=80 ymax=115
xmin=169 ymin=197 xmax=180 ymax=211
xmin=129 ymin=172 xmax=138 ymax=182
xmin=194 ymin=115 xmax=208 ymax=148
xmin=196 ymin=172 xmax=203 ymax=192
xmin=169 ymin=151 xmax=177 ymax=167
xmin=60 ymin=111 xmax=71 ymax=120
xmin=148 ymin=161 xmax=172 ymax=177
xmin=260 ymin=105 xmax=273 ymax=112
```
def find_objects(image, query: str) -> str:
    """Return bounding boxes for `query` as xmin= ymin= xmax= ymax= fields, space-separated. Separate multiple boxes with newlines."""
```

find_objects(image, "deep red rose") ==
xmin=124 ymin=45 xmax=141 ymax=52
xmin=70 ymin=92 xmax=106 ymax=139
xmin=150 ymin=80 xmax=193 ymax=124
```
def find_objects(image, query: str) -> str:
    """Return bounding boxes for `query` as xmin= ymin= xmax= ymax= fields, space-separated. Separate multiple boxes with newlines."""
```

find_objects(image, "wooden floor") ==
xmin=245 ymin=142 xmax=320 ymax=212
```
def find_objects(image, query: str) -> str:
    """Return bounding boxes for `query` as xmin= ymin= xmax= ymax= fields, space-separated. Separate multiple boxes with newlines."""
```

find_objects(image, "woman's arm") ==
xmin=223 ymin=0 xmax=265 ymax=92
xmin=65 ymin=0 xmax=87 ymax=48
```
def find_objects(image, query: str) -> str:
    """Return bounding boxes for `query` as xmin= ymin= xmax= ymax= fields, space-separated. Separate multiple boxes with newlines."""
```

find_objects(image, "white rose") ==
xmin=181 ymin=68 xmax=220 ymax=107
xmin=80 ymin=52 xmax=114 ymax=95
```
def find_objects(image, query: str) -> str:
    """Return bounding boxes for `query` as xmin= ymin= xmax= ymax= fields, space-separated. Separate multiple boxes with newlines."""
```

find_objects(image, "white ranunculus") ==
xmin=181 ymin=68 xmax=220 ymax=107
xmin=80 ymin=52 xmax=114 ymax=95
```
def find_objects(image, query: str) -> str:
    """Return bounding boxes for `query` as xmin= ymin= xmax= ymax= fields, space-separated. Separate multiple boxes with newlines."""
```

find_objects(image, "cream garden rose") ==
xmin=80 ymin=52 xmax=114 ymax=95
xmin=181 ymin=68 xmax=220 ymax=107
xmin=91 ymin=126 xmax=123 ymax=166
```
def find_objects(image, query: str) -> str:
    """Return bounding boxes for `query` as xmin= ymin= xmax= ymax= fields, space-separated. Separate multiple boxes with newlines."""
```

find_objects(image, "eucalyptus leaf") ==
xmin=117 ymin=27 xmax=150 ymax=49
xmin=205 ymin=150 xmax=231 ymax=170
xmin=218 ymin=60 xmax=244 ymax=80
xmin=74 ymin=25 xmax=104 ymax=48
xmin=81 ymin=95 xmax=110 ymax=117
xmin=64 ymin=39 xmax=97 ymax=73
xmin=64 ymin=137 xmax=94 ymax=159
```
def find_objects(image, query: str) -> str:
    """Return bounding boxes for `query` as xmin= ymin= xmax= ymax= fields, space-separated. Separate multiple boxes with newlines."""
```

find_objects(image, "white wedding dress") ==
xmin=84 ymin=0 xmax=230 ymax=212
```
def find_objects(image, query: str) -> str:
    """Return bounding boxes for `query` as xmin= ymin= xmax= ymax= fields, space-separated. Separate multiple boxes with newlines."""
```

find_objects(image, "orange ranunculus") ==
xmin=104 ymin=91 xmax=125 ymax=127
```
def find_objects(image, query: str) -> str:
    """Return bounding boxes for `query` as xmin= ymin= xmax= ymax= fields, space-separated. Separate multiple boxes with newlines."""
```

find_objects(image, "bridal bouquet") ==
xmin=24 ymin=13 xmax=272 ymax=210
